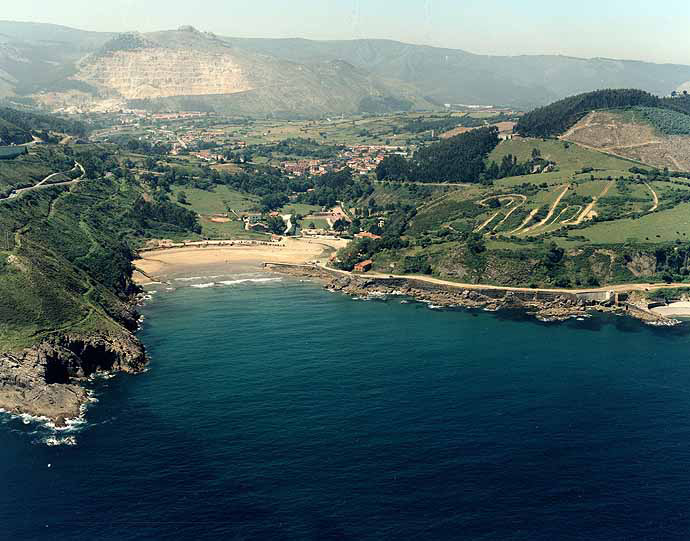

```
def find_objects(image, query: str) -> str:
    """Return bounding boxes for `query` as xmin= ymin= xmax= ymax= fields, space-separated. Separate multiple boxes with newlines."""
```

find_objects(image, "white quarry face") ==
xmin=76 ymin=48 xmax=253 ymax=100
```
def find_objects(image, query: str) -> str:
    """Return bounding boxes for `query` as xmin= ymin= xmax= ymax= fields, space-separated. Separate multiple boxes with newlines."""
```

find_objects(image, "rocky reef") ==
xmin=0 ymin=330 xmax=146 ymax=426
xmin=268 ymin=264 xmax=678 ymax=326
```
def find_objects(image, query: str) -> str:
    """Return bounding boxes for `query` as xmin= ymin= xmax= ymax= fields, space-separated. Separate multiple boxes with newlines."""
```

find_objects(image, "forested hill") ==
xmin=0 ymin=107 xmax=88 ymax=145
xmin=375 ymin=127 xmax=550 ymax=184
xmin=376 ymin=127 xmax=500 ymax=184
xmin=515 ymin=89 xmax=690 ymax=137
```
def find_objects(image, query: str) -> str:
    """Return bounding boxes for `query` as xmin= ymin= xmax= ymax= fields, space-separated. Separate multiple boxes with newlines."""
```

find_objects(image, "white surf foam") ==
xmin=175 ymin=276 xmax=205 ymax=282
xmin=218 ymin=278 xmax=282 ymax=286
xmin=44 ymin=435 xmax=77 ymax=447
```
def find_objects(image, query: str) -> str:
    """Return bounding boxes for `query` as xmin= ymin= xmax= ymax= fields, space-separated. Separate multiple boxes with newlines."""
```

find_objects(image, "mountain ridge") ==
xmin=0 ymin=20 xmax=689 ymax=115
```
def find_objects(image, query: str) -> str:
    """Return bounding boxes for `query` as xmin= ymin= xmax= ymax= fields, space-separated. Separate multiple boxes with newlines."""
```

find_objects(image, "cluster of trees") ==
xmin=300 ymin=169 xmax=372 ymax=208
xmin=0 ymin=107 xmax=87 ymax=145
xmin=376 ymin=127 xmax=501 ymax=183
xmin=251 ymin=138 xmax=345 ymax=159
xmin=484 ymin=149 xmax=550 ymax=180
xmin=116 ymin=137 xmax=172 ymax=155
xmin=629 ymin=166 xmax=690 ymax=180
xmin=260 ymin=193 xmax=289 ymax=212
xmin=515 ymin=89 xmax=664 ymax=137
xmin=359 ymin=96 xmax=414 ymax=114
xmin=266 ymin=215 xmax=286 ymax=234
xmin=630 ymin=106 xmax=690 ymax=136
xmin=403 ymin=115 xmax=484 ymax=134
xmin=334 ymin=207 xmax=417 ymax=271
xmin=662 ymin=94 xmax=690 ymax=115
xmin=132 ymin=197 xmax=201 ymax=234
xmin=66 ymin=146 xmax=121 ymax=178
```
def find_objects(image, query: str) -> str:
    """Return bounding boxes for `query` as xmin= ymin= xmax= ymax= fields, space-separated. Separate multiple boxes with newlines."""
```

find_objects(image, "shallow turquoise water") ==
xmin=3 ymin=275 xmax=690 ymax=539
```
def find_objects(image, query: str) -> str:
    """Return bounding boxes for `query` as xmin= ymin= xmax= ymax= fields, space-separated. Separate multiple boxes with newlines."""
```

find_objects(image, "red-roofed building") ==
xmin=355 ymin=232 xmax=382 ymax=240
xmin=354 ymin=260 xmax=373 ymax=272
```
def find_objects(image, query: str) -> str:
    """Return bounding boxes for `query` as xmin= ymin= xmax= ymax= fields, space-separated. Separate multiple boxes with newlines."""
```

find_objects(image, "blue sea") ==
xmin=3 ymin=274 xmax=690 ymax=540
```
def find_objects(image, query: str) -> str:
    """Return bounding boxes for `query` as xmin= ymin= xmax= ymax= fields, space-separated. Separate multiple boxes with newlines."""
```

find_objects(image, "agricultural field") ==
xmin=94 ymin=110 xmax=514 ymax=153
xmin=223 ymin=112 xmax=507 ymax=147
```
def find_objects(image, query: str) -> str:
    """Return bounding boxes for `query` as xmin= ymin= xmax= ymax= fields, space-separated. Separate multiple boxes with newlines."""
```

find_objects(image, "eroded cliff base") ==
xmin=0 ymin=332 xmax=147 ymax=424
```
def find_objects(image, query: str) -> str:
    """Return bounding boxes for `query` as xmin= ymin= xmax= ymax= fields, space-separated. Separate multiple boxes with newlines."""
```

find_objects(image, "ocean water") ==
xmin=4 ymin=275 xmax=690 ymax=540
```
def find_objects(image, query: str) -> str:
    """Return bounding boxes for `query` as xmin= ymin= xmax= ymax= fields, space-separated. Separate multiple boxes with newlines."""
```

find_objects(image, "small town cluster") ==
xmin=281 ymin=145 xmax=408 ymax=177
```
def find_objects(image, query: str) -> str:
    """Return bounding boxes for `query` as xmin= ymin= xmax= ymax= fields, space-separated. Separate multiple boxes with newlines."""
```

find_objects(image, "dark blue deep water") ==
xmin=4 ymin=276 xmax=690 ymax=540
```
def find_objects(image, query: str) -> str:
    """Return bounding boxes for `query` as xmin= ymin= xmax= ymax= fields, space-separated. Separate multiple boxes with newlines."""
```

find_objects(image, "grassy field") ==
xmin=198 ymin=217 xmax=267 ymax=240
xmin=172 ymin=185 xmax=258 ymax=215
xmin=491 ymin=138 xmax=636 ymax=174
xmin=0 ymin=165 xmax=204 ymax=352
xmin=280 ymin=202 xmax=321 ymax=215
xmin=302 ymin=218 xmax=331 ymax=230
xmin=578 ymin=203 xmax=690 ymax=244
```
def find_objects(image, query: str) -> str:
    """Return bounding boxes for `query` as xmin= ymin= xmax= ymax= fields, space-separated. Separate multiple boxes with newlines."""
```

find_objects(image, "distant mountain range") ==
xmin=1 ymin=20 xmax=690 ymax=116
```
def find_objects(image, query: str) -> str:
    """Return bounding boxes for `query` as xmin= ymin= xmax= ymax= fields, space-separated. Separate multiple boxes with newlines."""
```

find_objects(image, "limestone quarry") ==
xmin=76 ymin=48 xmax=253 ymax=100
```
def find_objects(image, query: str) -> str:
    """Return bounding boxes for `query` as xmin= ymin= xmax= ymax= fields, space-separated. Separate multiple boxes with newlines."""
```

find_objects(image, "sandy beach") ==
xmin=652 ymin=301 xmax=690 ymax=317
xmin=133 ymin=237 xmax=348 ymax=283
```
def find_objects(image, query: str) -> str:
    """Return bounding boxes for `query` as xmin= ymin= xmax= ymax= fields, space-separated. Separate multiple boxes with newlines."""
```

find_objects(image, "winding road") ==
xmin=524 ymin=184 xmax=570 ymax=233
xmin=1 ymin=161 xmax=85 ymax=202
xmin=645 ymin=182 xmax=659 ymax=212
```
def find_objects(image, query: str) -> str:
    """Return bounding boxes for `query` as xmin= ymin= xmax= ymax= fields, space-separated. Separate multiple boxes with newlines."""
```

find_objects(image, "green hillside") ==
xmin=336 ymin=134 xmax=690 ymax=289
xmin=0 ymin=107 xmax=87 ymax=144
xmin=515 ymin=90 xmax=690 ymax=137
xmin=0 ymin=145 xmax=200 ymax=351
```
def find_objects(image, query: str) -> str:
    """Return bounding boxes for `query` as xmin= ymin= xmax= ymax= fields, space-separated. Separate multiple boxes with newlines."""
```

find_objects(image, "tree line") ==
xmin=0 ymin=107 xmax=88 ymax=145
xmin=515 ymin=89 xmax=690 ymax=137
xmin=376 ymin=127 xmax=544 ymax=184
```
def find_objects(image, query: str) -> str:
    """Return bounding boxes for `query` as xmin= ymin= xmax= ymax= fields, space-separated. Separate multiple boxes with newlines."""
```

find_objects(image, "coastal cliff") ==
xmin=0 ymin=329 xmax=146 ymax=425
xmin=0 ymin=158 xmax=204 ymax=425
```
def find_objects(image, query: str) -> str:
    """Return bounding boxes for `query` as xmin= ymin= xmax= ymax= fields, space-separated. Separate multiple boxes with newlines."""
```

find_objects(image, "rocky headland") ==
xmin=0 ymin=327 xmax=146 ymax=427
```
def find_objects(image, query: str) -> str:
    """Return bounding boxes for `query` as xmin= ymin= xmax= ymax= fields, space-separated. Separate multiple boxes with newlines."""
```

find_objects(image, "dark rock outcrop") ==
xmin=268 ymin=263 xmax=677 ymax=326
xmin=0 ymin=331 xmax=147 ymax=421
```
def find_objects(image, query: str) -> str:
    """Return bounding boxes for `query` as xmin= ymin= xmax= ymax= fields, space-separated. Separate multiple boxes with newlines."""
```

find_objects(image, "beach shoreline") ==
xmin=133 ymin=237 xmax=348 ymax=283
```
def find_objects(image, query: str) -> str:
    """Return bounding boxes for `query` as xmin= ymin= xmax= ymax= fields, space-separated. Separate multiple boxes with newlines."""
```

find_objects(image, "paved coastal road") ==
xmin=314 ymin=262 xmax=690 ymax=296
xmin=0 ymin=161 xmax=85 ymax=202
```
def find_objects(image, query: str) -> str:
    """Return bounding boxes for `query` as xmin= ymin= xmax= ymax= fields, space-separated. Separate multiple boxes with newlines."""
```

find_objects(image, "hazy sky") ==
xmin=3 ymin=0 xmax=689 ymax=64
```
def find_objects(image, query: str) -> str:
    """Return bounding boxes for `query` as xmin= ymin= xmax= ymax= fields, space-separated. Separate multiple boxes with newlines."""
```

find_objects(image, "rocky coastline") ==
xmin=0 ymin=318 xmax=147 ymax=427
xmin=1 ymin=261 xmax=678 ymax=426
xmin=268 ymin=264 xmax=680 ymax=327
